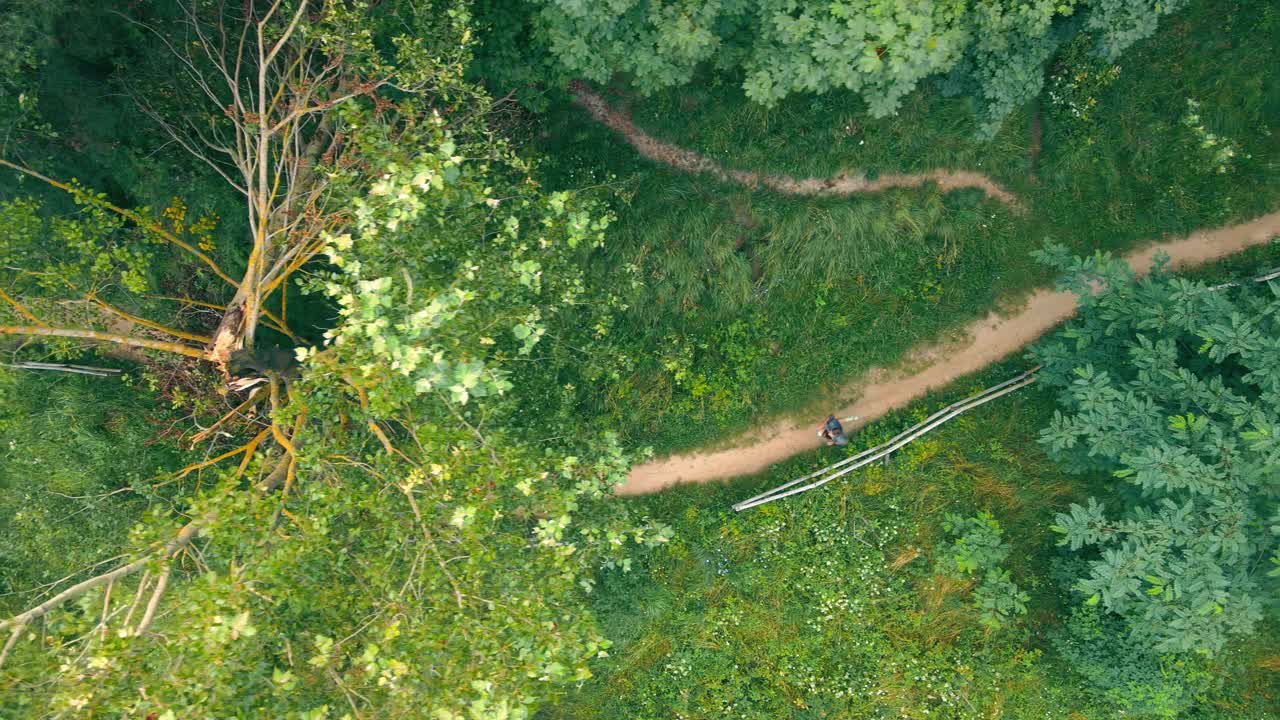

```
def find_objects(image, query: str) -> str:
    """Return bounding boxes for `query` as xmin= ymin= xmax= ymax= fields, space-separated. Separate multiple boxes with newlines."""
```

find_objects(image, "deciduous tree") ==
xmin=0 ymin=4 xmax=665 ymax=717
xmin=527 ymin=0 xmax=1188 ymax=136
xmin=1032 ymin=246 xmax=1277 ymax=655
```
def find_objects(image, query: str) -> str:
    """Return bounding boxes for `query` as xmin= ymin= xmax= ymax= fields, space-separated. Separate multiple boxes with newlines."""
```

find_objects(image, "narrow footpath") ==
xmin=619 ymin=211 xmax=1280 ymax=495
xmin=571 ymin=82 xmax=1023 ymax=209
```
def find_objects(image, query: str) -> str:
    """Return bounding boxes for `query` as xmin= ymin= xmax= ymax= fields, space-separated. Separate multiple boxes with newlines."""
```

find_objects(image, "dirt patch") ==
xmin=570 ymin=81 xmax=1023 ymax=210
xmin=618 ymin=210 xmax=1280 ymax=495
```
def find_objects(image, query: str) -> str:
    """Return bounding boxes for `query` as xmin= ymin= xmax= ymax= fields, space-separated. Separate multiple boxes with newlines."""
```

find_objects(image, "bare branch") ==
xmin=88 ymin=295 xmax=213 ymax=345
xmin=120 ymin=570 xmax=151 ymax=631
xmin=267 ymin=84 xmax=384 ymax=136
xmin=174 ymin=428 xmax=269 ymax=479
xmin=0 ymin=519 xmax=207 ymax=633
xmin=190 ymin=386 xmax=265 ymax=445
xmin=98 ymin=580 xmax=114 ymax=641
xmin=133 ymin=564 xmax=171 ymax=637
xmin=133 ymin=100 xmax=248 ymax=196
xmin=0 ymin=621 xmax=25 ymax=669
xmin=261 ymin=0 xmax=310 ymax=71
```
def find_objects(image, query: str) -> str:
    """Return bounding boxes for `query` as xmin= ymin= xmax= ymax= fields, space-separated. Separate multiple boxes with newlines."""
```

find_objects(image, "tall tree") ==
xmin=0 ymin=3 xmax=665 ymax=716
xmin=0 ymin=0 xmax=460 ymax=367
xmin=1031 ymin=246 xmax=1277 ymax=655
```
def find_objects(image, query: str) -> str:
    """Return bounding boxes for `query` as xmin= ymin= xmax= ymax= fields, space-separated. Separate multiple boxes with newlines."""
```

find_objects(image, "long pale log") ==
xmin=6 ymin=362 xmax=122 ymax=377
xmin=0 ymin=325 xmax=209 ymax=359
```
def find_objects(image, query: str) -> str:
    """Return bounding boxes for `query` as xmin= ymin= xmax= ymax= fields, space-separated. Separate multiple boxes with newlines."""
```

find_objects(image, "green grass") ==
xmin=544 ymin=361 xmax=1278 ymax=719
xmin=526 ymin=0 xmax=1280 ymax=455
xmin=523 ymin=7 xmax=1280 ymax=710
xmin=0 ymin=369 xmax=185 ymax=608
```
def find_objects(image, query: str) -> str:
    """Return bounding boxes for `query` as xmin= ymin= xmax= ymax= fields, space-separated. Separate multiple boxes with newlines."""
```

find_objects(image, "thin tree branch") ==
xmin=98 ymin=579 xmax=114 ymax=641
xmin=132 ymin=564 xmax=171 ymax=636
xmin=0 ymin=621 xmax=25 ymax=669
xmin=261 ymin=0 xmax=307 ymax=70
xmin=120 ymin=570 xmax=151 ymax=631
xmin=174 ymin=431 xmax=269 ymax=479
xmin=88 ymin=295 xmax=213 ymax=345
xmin=149 ymin=295 xmax=225 ymax=311
xmin=0 ymin=519 xmax=206 ymax=633
xmin=190 ymin=387 xmax=264 ymax=445
xmin=399 ymin=485 xmax=465 ymax=609
xmin=0 ymin=287 xmax=48 ymax=327
xmin=133 ymin=101 xmax=248 ymax=195
xmin=0 ymin=159 xmax=238 ymax=286
xmin=266 ymin=84 xmax=385 ymax=136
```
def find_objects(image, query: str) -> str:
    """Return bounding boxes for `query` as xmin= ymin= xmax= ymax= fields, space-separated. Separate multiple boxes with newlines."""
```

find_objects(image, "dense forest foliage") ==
xmin=509 ymin=0 xmax=1188 ymax=135
xmin=0 ymin=0 xmax=1276 ymax=718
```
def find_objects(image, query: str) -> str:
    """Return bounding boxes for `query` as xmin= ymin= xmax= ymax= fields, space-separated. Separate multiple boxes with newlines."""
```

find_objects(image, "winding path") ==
xmin=570 ymin=81 xmax=1023 ymax=208
xmin=574 ymin=83 xmax=1280 ymax=495
xmin=619 ymin=210 xmax=1280 ymax=495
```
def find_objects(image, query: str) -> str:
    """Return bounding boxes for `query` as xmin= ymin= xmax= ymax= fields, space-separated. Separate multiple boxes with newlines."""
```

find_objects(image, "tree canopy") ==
xmin=0 ymin=2 xmax=667 ymax=716
xmin=1032 ymin=247 xmax=1278 ymax=655
xmin=526 ymin=0 xmax=1187 ymax=135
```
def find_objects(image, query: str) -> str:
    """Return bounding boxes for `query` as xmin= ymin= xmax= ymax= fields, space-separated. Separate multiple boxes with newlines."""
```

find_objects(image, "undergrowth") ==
xmin=0 ymin=369 xmax=184 ymax=606
xmin=524 ymin=6 xmax=1280 ymax=712
xmin=525 ymin=0 xmax=1280 ymax=454
xmin=545 ymin=362 xmax=1278 ymax=719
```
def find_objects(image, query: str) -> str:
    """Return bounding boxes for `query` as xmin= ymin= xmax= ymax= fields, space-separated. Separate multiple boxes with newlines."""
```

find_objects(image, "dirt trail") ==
xmin=619 ymin=210 xmax=1280 ymax=495
xmin=570 ymin=82 xmax=1023 ymax=209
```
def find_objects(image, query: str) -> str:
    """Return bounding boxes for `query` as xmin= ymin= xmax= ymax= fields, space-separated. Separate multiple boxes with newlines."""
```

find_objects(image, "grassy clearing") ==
xmin=528 ymin=0 xmax=1280 ymax=455
xmin=548 ymin=251 xmax=1280 ymax=718
xmin=545 ymin=360 xmax=1278 ymax=719
xmin=522 ymin=4 xmax=1280 ymax=715
xmin=0 ymin=370 xmax=185 ymax=607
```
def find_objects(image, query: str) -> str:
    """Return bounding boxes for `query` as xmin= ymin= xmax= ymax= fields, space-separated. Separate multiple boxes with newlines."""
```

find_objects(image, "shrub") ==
xmin=1180 ymin=98 xmax=1249 ymax=174
xmin=938 ymin=511 xmax=1029 ymax=628
xmin=939 ymin=511 xmax=1011 ymax=575
xmin=973 ymin=568 xmax=1031 ymax=629
xmin=1046 ymin=34 xmax=1123 ymax=132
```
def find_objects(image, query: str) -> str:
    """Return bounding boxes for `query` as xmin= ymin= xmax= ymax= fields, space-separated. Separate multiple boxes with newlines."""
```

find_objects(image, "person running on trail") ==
xmin=818 ymin=414 xmax=849 ymax=446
